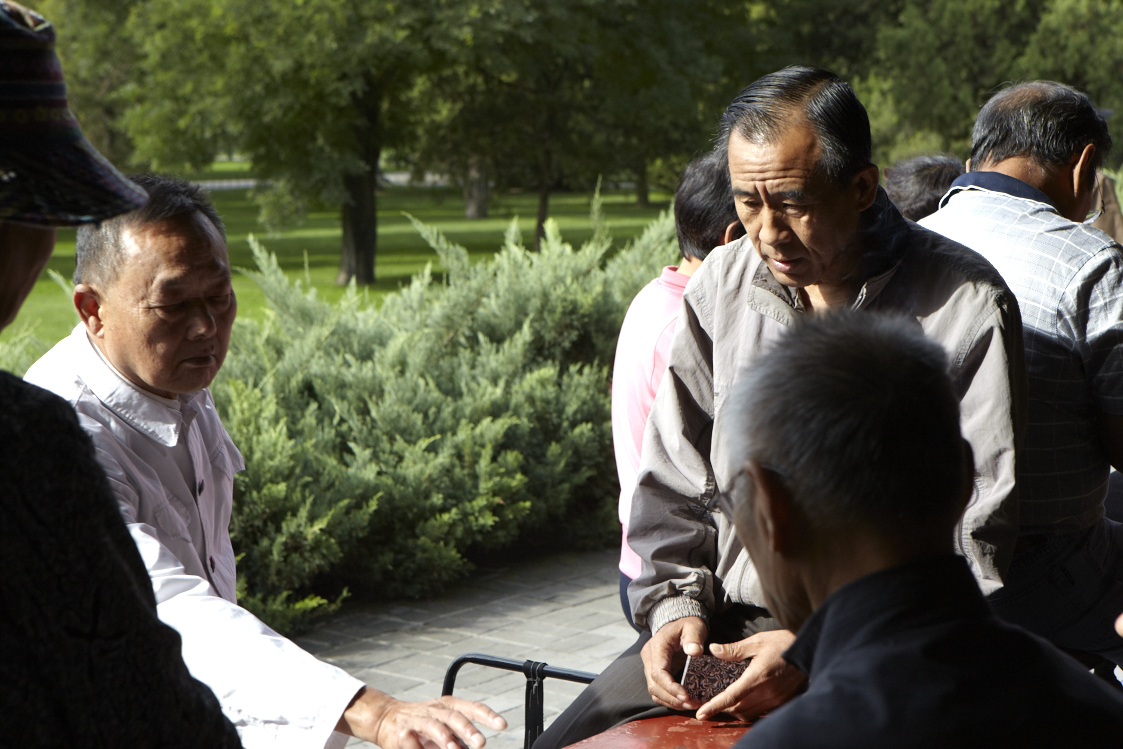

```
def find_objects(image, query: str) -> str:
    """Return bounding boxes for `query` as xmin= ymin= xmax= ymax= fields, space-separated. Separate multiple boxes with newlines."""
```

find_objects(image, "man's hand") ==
xmin=695 ymin=630 xmax=806 ymax=721
xmin=336 ymin=686 xmax=507 ymax=749
xmin=640 ymin=616 xmax=709 ymax=711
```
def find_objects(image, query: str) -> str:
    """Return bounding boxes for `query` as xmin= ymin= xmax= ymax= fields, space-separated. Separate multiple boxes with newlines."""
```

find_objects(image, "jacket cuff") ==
xmin=649 ymin=595 xmax=707 ymax=635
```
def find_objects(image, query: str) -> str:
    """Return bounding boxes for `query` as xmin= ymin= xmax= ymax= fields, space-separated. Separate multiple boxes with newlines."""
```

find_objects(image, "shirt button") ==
xmin=210 ymin=556 xmax=216 ymax=573
xmin=197 ymin=480 xmax=205 ymax=494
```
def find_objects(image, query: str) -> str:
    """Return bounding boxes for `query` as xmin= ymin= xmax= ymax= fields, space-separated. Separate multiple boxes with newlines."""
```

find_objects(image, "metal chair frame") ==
xmin=442 ymin=653 xmax=597 ymax=749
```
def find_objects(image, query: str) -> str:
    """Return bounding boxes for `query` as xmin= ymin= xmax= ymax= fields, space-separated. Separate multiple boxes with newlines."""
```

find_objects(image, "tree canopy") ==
xmin=41 ymin=0 xmax=1123 ymax=281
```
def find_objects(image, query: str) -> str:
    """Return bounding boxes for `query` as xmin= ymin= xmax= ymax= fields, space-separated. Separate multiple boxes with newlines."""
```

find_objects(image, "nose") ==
xmin=186 ymin=298 xmax=218 ymax=340
xmin=755 ymin=206 xmax=792 ymax=248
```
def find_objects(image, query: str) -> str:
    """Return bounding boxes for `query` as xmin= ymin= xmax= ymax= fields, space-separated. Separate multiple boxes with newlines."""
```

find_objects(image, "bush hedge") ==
xmin=212 ymin=199 xmax=679 ymax=632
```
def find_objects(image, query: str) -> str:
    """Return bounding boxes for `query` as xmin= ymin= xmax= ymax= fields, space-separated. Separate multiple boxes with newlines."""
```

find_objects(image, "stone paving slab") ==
xmin=293 ymin=548 xmax=637 ymax=749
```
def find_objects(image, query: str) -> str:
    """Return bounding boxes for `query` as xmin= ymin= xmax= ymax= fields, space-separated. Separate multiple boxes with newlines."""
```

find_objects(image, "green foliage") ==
xmin=875 ymin=0 xmax=1048 ymax=156
xmin=868 ymin=0 xmax=1123 ymax=166
xmin=214 ymin=202 xmax=678 ymax=633
xmin=412 ymin=1 xmax=756 ymax=218
xmin=35 ymin=0 xmax=140 ymax=167
xmin=1018 ymin=0 xmax=1123 ymax=165
xmin=0 ymin=324 xmax=46 ymax=377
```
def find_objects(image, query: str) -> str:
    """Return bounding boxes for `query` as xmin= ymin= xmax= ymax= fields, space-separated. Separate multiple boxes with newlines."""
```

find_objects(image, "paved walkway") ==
xmin=294 ymin=548 xmax=637 ymax=749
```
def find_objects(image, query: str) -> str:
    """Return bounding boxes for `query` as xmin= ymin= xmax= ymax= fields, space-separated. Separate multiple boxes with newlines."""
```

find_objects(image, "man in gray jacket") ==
xmin=534 ymin=66 xmax=1026 ymax=748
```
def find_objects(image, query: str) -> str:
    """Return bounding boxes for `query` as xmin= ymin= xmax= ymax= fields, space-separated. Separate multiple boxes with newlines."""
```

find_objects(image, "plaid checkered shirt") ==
xmin=922 ymin=172 xmax=1123 ymax=533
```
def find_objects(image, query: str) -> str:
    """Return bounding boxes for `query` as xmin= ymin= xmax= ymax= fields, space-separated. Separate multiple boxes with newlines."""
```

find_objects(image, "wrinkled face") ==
xmin=728 ymin=125 xmax=866 ymax=294
xmin=93 ymin=212 xmax=235 ymax=398
xmin=0 ymin=221 xmax=57 ymax=331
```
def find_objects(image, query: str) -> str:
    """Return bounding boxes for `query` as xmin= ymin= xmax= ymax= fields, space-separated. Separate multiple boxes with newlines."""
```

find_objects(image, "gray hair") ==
xmin=971 ymin=81 xmax=1112 ymax=184
xmin=717 ymin=66 xmax=872 ymax=187
xmin=74 ymin=173 xmax=226 ymax=288
xmin=722 ymin=311 xmax=965 ymax=536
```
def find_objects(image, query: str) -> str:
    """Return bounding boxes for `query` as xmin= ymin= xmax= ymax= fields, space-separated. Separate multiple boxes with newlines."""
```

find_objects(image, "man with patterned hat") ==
xmin=0 ymin=2 xmax=241 ymax=745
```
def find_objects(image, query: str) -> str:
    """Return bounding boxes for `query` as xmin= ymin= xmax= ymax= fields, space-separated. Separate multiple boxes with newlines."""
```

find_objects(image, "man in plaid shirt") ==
xmin=922 ymin=81 xmax=1123 ymax=665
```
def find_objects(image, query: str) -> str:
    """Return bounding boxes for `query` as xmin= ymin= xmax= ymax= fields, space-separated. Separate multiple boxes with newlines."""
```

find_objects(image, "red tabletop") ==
xmin=565 ymin=715 xmax=753 ymax=749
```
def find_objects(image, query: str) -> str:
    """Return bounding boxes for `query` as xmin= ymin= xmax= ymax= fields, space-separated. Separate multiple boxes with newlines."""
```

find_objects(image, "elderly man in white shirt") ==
xmin=25 ymin=173 xmax=505 ymax=749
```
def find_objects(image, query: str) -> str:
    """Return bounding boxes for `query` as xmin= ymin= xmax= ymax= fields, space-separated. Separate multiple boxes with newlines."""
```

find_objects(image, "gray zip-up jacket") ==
xmin=628 ymin=190 xmax=1027 ymax=634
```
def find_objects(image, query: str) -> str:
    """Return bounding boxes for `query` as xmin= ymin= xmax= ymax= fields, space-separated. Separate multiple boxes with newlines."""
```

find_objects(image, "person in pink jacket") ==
xmin=611 ymin=150 xmax=744 ymax=628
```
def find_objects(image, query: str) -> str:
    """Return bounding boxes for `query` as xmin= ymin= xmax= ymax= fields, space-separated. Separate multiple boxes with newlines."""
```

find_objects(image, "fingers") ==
xmin=680 ymin=617 xmax=707 ymax=658
xmin=695 ymin=679 xmax=743 ymax=722
xmin=695 ymin=631 xmax=803 ymax=721
xmin=641 ymin=624 xmax=701 ymax=710
xmin=696 ymin=656 xmax=806 ymax=721
xmin=708 ymin=640 xmax=744 ymax=662
xmin=646 ymin=661 xmax=699 ymax=711
xmin=373 ymin=697 xmax=506 ymax=749
xmin=440 ymin=696 xmax=507 ymax=731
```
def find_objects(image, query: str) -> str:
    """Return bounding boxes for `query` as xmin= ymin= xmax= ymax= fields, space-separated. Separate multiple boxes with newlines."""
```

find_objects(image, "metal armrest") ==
xmin=442 ymin=652 xmax=597 ymax=749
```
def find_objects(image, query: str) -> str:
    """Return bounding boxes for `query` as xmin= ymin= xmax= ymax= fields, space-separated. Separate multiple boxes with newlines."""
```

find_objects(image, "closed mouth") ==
xmin=768 ymin=255 xmax=806 ymax=274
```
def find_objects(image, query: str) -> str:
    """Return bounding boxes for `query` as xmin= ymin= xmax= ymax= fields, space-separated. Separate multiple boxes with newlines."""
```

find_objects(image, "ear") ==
xmin=74 ymin=284 xmax=106 ymax=337
xmin=722 ymin=219 xmax=746 ymax=246
xmin=746 ymin=460 xmax=798 ymax=555
xmin=852 ymin=164 xmax=881 ymax=212
xmin=1071 ymin=143 xmax=1097 ymax=207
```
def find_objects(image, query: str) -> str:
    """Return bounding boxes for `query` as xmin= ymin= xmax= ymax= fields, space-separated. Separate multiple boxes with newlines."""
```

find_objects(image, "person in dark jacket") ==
xmin=720 ymin=311 xmax=1123 ymax=748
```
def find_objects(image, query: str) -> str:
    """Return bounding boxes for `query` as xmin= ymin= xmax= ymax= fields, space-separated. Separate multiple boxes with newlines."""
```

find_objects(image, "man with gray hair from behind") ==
xmin=720 ymin=310 xmax=1123 ymax=748
xmin=922 ymin=81 xmax=1123 ymax=668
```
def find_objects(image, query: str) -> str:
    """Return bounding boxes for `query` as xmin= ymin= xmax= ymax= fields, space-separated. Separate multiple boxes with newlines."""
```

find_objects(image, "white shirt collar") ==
xmin=77 ymin=326 xmax=204 ymax=448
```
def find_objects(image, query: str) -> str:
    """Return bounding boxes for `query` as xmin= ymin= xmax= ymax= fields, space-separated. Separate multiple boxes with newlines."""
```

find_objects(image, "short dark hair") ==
xmin=718 ymin=66 xmax=872 ymax=186
xmin=884 ymin=154 xmax=964 ymax=221
xmin=74 ymin=174 xmax=226 ymax=288
xmin=674 ymin=151 xmax=740 ymax=262
xmin=724 ymin=311 xmax=965 ymax=538
xmin=971 ymin=81 xmax=1113 ymax=183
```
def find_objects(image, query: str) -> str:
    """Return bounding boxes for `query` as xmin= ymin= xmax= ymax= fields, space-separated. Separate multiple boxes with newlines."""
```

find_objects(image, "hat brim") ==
xmin=0 ymin=133 xmax=147 ymax=227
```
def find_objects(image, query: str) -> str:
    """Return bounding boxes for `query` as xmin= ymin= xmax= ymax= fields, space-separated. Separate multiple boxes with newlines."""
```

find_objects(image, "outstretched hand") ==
xmin=695 ymin=630 xmax=805 ymax=721
xmin=640 ymin=616 xmax=709 ymax=711
xmin=337 ymin=687 xmax=507 ymax=749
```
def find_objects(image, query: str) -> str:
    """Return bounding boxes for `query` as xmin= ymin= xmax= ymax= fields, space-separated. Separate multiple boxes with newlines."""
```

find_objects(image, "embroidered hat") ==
xmin=0 ymin=1 xmax=146 ymax=226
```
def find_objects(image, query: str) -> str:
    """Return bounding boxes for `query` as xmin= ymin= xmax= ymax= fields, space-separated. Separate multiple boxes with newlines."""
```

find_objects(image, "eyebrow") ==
xmin=149 ymin=269 xmax=232 ymax=297
xmin=732 ymin=187 xmax=813 ymax=202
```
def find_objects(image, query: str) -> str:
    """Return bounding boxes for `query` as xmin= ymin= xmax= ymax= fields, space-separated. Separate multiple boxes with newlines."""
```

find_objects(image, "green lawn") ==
xmin=5 ymin=175 xmax=670 ymax=350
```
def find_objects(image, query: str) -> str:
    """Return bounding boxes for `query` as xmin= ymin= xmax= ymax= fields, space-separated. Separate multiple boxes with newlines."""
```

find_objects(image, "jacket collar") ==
xmin=74 ymin=325 xmax=202 ymax=447
xmin=783 ymin=555 xmax=990 ymax=677
xmin=941 ymin=171 xmax=1059 ymax=213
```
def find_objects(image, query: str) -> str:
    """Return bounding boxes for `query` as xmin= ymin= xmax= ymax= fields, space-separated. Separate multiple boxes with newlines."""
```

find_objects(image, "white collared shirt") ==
xmin=26 ymin=325 xmax=363 ymax=749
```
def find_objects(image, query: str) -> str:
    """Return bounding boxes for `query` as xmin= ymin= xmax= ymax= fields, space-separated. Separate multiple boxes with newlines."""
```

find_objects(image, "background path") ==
xmin=294 ymin=548 xmax=637 ymax=749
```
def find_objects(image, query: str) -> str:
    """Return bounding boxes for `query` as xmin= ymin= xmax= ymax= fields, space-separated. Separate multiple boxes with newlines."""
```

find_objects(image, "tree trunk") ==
xmin=635 ymin=160 xmax=649 ymax=208
xmin=535 ymin=144 xmax=551 ymax=251
xmin=336 ymin=81 xmax=382 ymax=285
xmin=336 ymin=171 xmax=378 ymax=285
xmin=463 ymin=157 xmax=490 ymax=219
